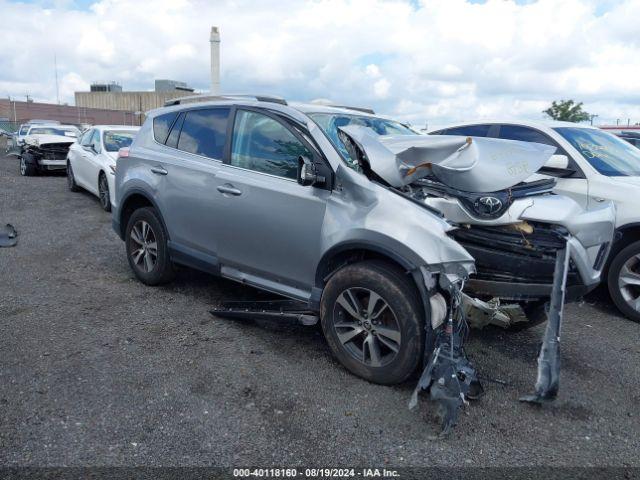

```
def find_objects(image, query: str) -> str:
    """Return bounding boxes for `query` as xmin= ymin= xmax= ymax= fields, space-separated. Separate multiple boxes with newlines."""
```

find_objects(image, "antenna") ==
xmin=54 ymin=53 xmax=60 ymax=104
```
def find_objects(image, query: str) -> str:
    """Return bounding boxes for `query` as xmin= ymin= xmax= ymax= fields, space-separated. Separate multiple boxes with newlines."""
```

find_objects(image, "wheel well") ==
xmin=119 ymin=193 xmax=154 ymax=238
xmin=604 ymin=225 xmax=640 ymax=275
xmin=316 ymin=247 xmax=424 ymax=299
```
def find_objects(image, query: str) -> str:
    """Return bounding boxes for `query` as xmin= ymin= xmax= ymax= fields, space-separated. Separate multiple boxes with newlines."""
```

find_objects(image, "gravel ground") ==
xmin=1 ymin=154 xmax=639 ymax=468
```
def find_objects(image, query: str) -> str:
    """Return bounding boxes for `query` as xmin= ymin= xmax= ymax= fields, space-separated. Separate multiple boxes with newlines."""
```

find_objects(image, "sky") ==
xmin=1 ymin=0 xmax=639 ymax=128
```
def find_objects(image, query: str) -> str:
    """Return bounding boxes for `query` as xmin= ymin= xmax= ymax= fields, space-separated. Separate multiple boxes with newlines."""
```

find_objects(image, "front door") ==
xmin=215 ymin=108 xmax=330 ymax=297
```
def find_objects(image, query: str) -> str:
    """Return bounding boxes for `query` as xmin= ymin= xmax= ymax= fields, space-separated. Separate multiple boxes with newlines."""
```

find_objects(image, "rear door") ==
xmin=215 ymin=108 xmax=330 ymax=297
xmin=497 ymin=124 xmax=589 ymax=208
xmin=151 ymin=107 xmax=231 ymax=269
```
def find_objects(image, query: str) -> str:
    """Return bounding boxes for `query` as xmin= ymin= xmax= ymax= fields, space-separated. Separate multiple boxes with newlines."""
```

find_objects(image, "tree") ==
xmin=543 ymin=100 xmax=590 ymax=123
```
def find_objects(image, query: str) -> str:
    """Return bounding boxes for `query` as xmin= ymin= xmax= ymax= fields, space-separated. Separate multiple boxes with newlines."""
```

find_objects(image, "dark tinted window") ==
xmin=499 ymin=125 xmax=555 ymax=146
xmin=438 ymin=125 xmax=491 ymax=137
xmin=165 ymin=112 xmax=185 ymax=149
xmin=177 ymin=108 xmax=230 ymax=160
xmin=231 ymin=110 xmax=312 ymax=179
xmin=153 ymin=111 xmax=178 ymax=144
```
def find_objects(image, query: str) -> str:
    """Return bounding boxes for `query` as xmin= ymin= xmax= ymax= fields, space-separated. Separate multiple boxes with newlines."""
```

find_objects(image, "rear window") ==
xmin=436 ymin=125 xmax=492 ymax=137
xmin=153 ymin=112 xmax=179 ymax=144
xmin=499 ymin=125 xmax=555 ymax=146
xmin=176 ymin=108 xmax=230 ymax=160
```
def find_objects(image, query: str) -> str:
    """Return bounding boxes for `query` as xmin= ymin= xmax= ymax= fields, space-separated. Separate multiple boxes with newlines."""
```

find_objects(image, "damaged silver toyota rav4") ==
xmin=113 ymin=95 xmax=614 ymax=430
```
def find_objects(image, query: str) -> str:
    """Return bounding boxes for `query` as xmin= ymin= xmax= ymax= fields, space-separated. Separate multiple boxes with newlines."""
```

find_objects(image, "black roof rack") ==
xmin=165 ymin=94 xmax=287 ymax=107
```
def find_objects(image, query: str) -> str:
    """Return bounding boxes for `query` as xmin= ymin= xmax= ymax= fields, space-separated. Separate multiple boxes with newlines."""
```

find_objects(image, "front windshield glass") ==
xmin=554 ymin=127 xmax=640 ymax=176
xmin=104 ymin=130 xmax=136 ymax=152
xmin=29 ymin=127 xmax=78 ymax=137
xmin=308 ymin=113 xmax=417 ymax=167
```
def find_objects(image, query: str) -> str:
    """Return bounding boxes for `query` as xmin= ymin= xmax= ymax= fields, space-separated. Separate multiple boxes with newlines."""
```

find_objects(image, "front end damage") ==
xmin=334 ymin=125 xmax=617 ymax=432
xmin=22 ymin=135 xmax=75 ymax=171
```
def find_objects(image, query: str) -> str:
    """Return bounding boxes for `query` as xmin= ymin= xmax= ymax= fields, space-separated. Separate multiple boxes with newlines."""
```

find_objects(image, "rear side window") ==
xmin=230 ymin=110 xmax=312 ymax=179
xmin=165 ymin=112 xmax=185 ymax=149
xmin=499 ymin=125 xmax=555 ymax=146
xmin=437 ymin=125 xmax=492 ymax=137
xmin=153 ymin=111 xmax=179 ymax=144
xmin=177 ymin=108 xmax=230 ymax=160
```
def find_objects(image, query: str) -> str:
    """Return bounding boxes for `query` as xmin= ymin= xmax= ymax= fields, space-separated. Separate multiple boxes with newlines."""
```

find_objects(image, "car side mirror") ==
xmin=544 ymin=154 xmax=569 ymax=170
xmin=297 ymin=156 xmax=325 ymax=187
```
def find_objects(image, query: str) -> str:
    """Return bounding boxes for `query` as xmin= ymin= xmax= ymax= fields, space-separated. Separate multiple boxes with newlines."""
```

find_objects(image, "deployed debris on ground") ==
xmin=0 ymin=223 xmax=18 ymax=247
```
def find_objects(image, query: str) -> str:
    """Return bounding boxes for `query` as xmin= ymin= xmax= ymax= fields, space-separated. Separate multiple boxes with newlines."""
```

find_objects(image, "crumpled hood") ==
xmin=338 ymin=125 xmax=557 ymax=192
xmin=24 ymin=134 xmax=76 ymax=147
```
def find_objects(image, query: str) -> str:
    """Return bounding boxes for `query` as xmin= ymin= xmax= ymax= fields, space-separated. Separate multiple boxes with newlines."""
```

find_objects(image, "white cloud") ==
xmin=0 ymin=0 xmax=639 ymax=126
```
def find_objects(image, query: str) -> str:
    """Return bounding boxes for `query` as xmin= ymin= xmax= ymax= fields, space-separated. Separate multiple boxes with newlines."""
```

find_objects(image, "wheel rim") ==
xmin=129 ymin=220 xmax=158 ymax=273
xmin=99 ymin=175 xmax=109 ymax=208
xmin=20 ymin=158 xmax=26 ymax=175
xmin=332 ymin=287 xmax=401 ymax=368
xmin=618 ymin=253 xmax=640 ymax=313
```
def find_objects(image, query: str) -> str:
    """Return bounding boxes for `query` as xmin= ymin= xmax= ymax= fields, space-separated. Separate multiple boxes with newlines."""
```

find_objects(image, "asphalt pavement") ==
xmin=1 ymin=154 xmax=639 ymax=468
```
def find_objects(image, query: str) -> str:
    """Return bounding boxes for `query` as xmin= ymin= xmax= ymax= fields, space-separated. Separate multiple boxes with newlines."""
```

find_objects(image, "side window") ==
xmin=91 ymin=130 xmax=102 ymax=153
xmin=165 ymin=112 xmax=185 ymax=149
xmin=80 ymin=129 xmax=94 ymax=147
xmin=499 ymin=125 xmax=555 ymax=146
xmin=177 ymin=108 xmax=230 ymax=160
xmin=153 ymin=111 xmax=179 ymax=144
xmin=230 ymin=110 xmax=312 ymax=180
xmin=438 ymin=125 xmax=492 ymax=137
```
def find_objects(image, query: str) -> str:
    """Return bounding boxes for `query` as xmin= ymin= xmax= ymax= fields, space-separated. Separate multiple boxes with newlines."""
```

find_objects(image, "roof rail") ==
xmin=165 ymin=94 xmax=288 ymax=107
xmin=332 ymin=105 xmax=375 ymax=115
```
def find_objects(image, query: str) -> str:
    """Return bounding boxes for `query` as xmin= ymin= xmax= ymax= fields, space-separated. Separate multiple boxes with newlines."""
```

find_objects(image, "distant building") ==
xmin=0 ymin=98 xmax=138 ymax=127
xmin=75 ymin=79 xmax=198 ymax=115
xmin=154 ymin=79 xmax=194 ymax=93
xmin=90 ymin=82 xmax=123 ymax=93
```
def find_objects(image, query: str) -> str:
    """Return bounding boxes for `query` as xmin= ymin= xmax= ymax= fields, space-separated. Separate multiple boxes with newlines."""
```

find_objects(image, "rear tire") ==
xmin=67 ymin=161 xmax=79 ymax=191
xmin=607 ymin=241 xmax=640 ymax=323
xmin=320 ymin=260 xmax=426 ymax=385
xmin=20 ymin=154 xmax=38 ymax=176
xmin=125 ymin=207 xmax=175 ymax=286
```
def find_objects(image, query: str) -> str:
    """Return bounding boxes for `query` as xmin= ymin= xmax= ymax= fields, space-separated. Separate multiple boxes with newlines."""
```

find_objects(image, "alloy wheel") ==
xmin=129 ymin=220 xmax=158 ymax=273
xmin=99 ymin=175 xmax=109 ymax=209
xmin=332 ymin=287 xmax=401 ymax=368
xmin=618 ymin=253 xmax=640 ymax=313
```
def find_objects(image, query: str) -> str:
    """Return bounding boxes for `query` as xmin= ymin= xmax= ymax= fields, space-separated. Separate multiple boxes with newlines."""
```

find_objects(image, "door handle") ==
xmin=217 ymin=184 xmax=242 ymax=196
xmin=593 ymin=197 xmax=606 ymax=203
xmin=151 ymin=166 xmax=168 ymax=175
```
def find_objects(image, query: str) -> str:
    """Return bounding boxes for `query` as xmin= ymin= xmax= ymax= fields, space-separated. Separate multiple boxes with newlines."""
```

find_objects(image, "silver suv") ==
xmin=112 ymin=95 xmax=476 ymax=385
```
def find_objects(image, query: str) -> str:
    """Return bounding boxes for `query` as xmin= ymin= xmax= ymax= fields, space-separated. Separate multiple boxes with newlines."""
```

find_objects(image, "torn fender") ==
xmin=338 ymin=125 xmax=556 ymax=192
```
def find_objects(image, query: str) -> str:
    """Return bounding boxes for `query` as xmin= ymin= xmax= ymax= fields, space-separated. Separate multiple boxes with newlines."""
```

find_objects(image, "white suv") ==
xmin=431 ymin=120 xmax=640 ymax=322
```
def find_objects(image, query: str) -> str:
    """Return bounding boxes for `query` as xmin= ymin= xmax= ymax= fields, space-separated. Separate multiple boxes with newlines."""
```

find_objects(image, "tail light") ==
xmin=118 ymin=147 xmax=130 ymax=158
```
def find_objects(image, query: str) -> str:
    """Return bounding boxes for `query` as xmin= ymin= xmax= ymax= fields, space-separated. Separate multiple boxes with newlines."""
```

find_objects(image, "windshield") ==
xmin=103 ymin=130 xmax=136 ymax=152
xmin=29 ymin=127 xmax=78 ymax=137
xmin=554 ymin=127 xmax=640 ymax=176
xmin=308 ymin=113 xmax=417 ymax=166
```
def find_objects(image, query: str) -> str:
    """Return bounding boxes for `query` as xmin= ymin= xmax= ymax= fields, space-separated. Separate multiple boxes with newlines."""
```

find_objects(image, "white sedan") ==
xmin=67 ymin=125 xmax=139 ymax=211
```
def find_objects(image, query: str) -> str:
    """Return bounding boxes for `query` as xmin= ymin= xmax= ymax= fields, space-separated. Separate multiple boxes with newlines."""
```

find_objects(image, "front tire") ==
xmin=320 ymin=260 xmax=426 ymax=385
xmin=98 ymin=172 xmax=111 ymax=212
xmin=607 ymin=240 xmax=640 ymax=322
xmin=67 ymin=161 xmax=79 ymax=191
xmin=20 ymin=155 xmax=38 ymax=176
xmin=125 ymin=207 xmax=175 ymax=285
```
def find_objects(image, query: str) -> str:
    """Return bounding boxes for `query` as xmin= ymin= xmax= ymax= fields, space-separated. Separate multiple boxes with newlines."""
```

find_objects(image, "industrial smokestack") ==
xmin=210 ymin=26 xmax=221 ymax=95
